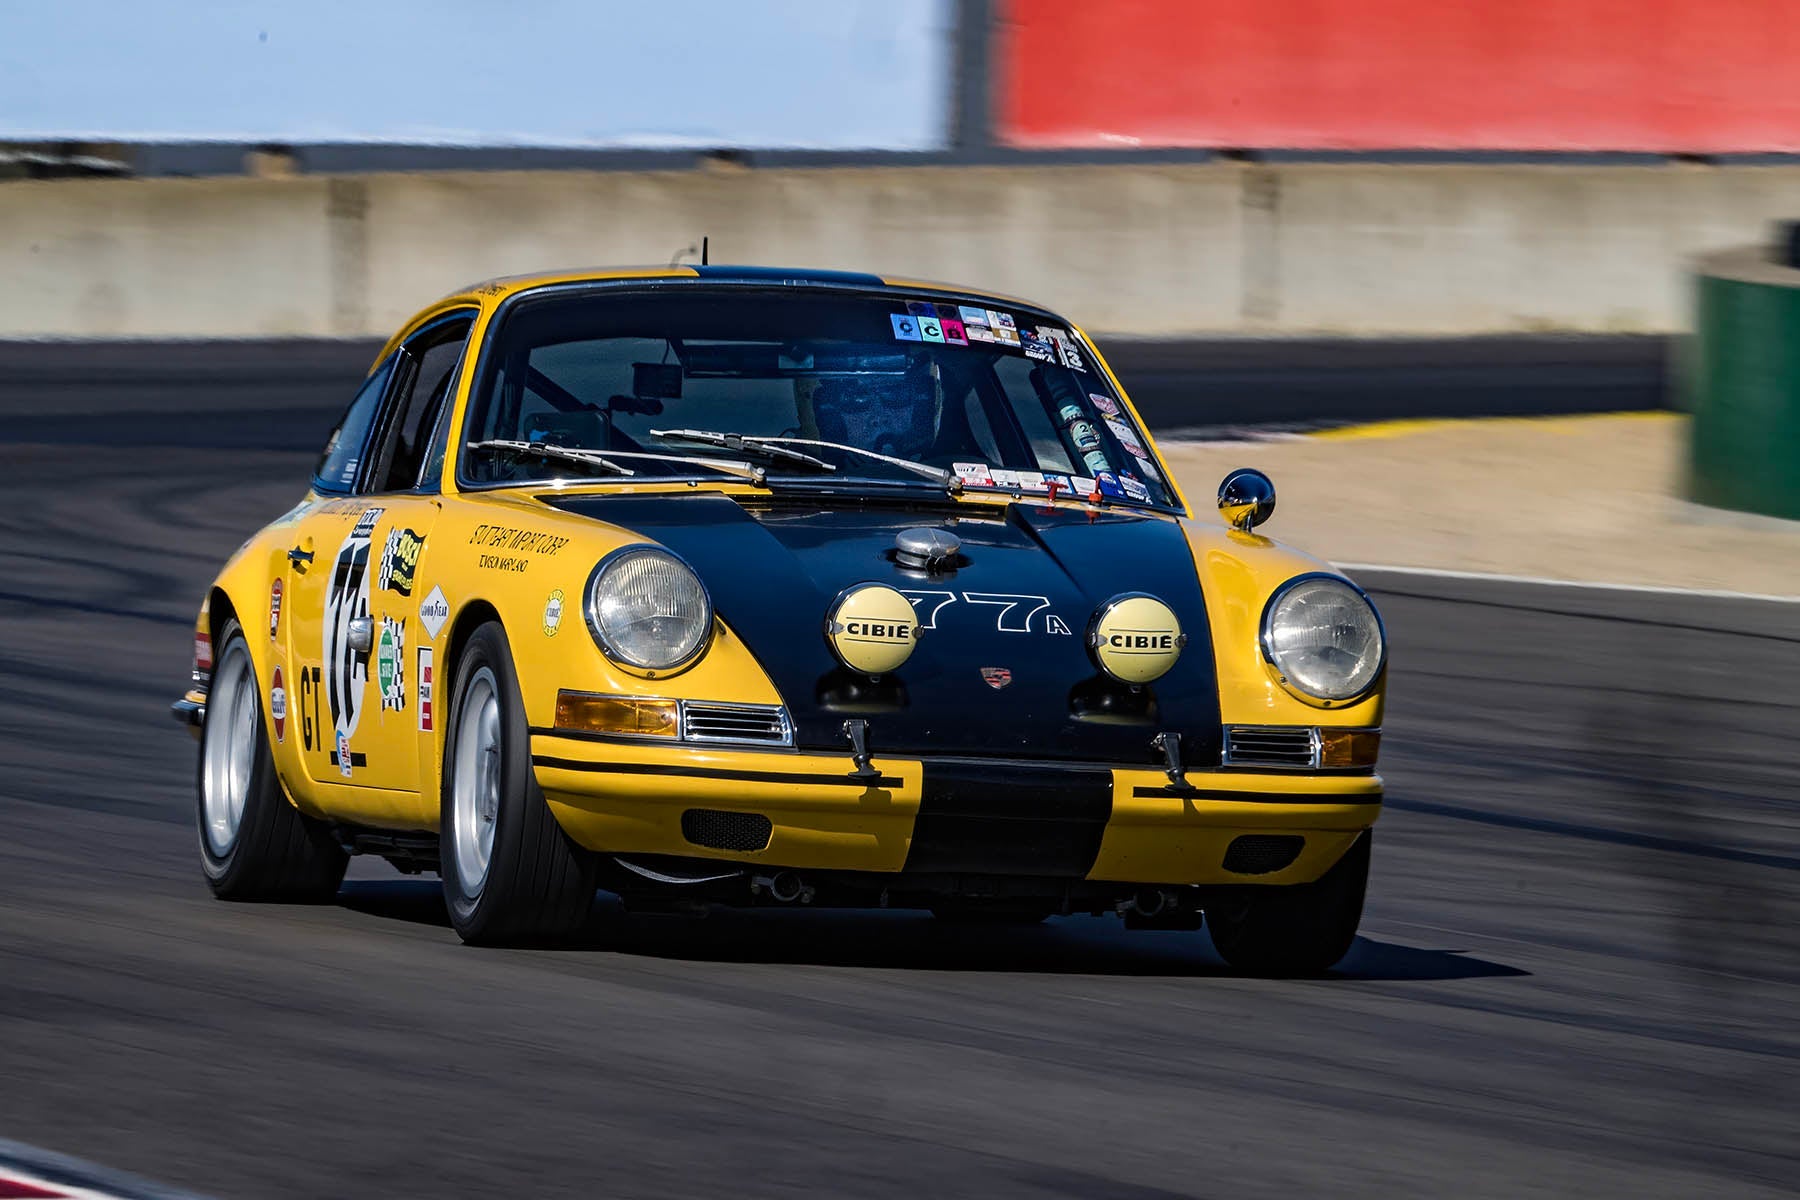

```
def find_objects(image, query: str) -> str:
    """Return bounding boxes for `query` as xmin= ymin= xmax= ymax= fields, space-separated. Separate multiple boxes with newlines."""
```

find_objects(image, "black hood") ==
xmin=545 ymin=492 xmax=1221 ymax=766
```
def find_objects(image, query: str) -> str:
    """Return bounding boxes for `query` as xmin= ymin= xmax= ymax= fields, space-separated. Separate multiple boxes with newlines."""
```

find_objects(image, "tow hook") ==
xmin=1152 ymin=732 xmax=1188 ymax=788
xmin=843 ymin=718 xmax=881 ymax=782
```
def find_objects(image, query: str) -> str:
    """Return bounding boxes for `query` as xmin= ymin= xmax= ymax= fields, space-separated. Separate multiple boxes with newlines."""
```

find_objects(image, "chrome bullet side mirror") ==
xmin=1217 ymin=468 xmax=1275 ymax=530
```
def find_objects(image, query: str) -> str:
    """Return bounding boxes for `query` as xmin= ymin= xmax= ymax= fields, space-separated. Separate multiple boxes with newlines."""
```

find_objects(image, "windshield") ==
xmin=459 ymin=288 xmax=1174 ymax=507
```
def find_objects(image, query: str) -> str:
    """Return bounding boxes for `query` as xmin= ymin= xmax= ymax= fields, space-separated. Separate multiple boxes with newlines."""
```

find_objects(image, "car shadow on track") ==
xmin=336 ymin=880 xmax=1527 ymax=981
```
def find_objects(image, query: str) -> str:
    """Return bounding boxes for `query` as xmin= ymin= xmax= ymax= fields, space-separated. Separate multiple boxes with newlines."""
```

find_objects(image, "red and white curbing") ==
xmin=0 ymin=1140 xmax=208 ymax=1200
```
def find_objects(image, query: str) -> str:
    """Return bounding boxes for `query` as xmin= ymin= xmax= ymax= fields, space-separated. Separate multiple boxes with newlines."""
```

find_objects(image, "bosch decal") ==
xmin=377 ymin=527 xmax=425 ymax=596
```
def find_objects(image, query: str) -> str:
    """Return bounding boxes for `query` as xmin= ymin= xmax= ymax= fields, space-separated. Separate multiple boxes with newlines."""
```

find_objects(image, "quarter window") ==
xmin=312 ymin=356 xmax=396 ymax=494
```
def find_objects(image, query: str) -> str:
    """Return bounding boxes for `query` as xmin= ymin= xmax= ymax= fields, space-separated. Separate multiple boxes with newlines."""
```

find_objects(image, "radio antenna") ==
xmin=701 ymin=236 xmax=709 ymax=266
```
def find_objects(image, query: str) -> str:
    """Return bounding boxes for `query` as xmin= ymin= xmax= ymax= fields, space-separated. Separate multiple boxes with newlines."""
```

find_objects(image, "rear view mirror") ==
xmin=633 ymin=362 xmax=684 ymax=400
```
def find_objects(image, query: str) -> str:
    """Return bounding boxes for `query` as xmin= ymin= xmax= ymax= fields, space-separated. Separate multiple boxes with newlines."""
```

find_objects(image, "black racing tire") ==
xmin=1206 ymin=832 xmax=1370 ymax=975
xmin=440 ymin=621 xmax=597 ymax=945
xmin=197 ymin=619 xmax=348 ymax=901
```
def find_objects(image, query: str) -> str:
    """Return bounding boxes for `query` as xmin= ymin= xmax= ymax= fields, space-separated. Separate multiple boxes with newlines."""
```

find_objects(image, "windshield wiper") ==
xmin=652 ymin=430 xmax=957 ymax=492
xmin=466 ymin=439 xmax=769 ymax=485
xmin=750 ymin=437 xmax=960 ymax=491
xmin=650 ymin=429 xmax=837 ymax=471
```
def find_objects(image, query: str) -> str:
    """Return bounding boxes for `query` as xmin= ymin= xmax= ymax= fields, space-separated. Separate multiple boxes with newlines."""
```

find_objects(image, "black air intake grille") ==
xmin=1222 ymin=835 xmax=1305 ymax=875
xmin=1222 ymin=726 xmax=1317 ymax=768
xmin=681 ymin=809 xmax=773 ymax=852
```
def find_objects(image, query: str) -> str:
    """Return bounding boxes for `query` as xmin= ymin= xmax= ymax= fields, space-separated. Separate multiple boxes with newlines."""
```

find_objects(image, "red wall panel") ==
xmin=997 ymin=0 xmax=1800 ymax=152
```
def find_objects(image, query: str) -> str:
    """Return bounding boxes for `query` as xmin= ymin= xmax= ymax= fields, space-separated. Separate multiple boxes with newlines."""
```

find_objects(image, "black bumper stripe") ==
xmin=1130 ymin=785 xmax=1383 ymax=804
xmin=531 ymin=755 xmax=903 ymax=789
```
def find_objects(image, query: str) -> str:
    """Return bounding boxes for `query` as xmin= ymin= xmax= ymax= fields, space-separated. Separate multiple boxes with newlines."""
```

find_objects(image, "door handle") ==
xmin=288 ymin=545 xmax=314 ymax=567
xmin=348 ymin=617 xmax=373 ymax=653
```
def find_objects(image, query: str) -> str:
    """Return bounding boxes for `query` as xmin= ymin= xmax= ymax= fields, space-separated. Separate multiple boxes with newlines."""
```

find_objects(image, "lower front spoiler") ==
xmin=532 ymin=735 xmax=1381 ymax=889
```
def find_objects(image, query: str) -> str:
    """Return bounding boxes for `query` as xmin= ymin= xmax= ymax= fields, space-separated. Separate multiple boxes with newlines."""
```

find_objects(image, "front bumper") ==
xmin=532 ymin=733 xmax=1381 ymax=887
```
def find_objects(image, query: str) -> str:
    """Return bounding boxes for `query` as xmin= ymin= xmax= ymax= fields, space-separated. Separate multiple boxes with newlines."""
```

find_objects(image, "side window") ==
xmin=313 ymin=356 xmax=397 ymax=494
xmin=369 ymin=315 xmax=475 ymax=493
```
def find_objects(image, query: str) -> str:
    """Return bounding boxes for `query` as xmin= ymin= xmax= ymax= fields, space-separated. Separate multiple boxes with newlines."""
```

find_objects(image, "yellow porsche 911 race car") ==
xmin=173 ymin=265 xmax=1385 ymax=971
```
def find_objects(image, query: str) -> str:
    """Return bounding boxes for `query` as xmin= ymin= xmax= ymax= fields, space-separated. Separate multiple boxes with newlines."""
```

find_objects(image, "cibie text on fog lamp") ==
xmin=584 ymin=546 xmax=714 ymax=677
xmin=1260 ymin=574 xmax=1386 ymax=705
xmin=1087 ymin=594 xmax=1184 ymax=685
xmin=824 ymin=583 xmax=921 ymax=677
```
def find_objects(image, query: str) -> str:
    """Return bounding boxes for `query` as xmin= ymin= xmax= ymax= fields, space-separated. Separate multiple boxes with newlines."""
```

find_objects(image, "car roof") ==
xmin=438 ymin=264 xmax=1039 ymax=311
xmin=376 ymin=265 xmax=1054 ymax=368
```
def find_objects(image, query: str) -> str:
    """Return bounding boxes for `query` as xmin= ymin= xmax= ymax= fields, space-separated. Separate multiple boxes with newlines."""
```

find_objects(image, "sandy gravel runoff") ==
xmin=1161 ymin=413 xmax=1800 ymax=597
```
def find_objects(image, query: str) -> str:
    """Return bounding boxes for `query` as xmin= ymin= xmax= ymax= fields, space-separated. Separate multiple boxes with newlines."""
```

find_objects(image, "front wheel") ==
xmin=1206 ymin=832 xmax=1370 ymax=975
xmin=440 ymin=621 xmax=597 ymax=945
xmin=197 ymin=618 xmax=347 ymax=901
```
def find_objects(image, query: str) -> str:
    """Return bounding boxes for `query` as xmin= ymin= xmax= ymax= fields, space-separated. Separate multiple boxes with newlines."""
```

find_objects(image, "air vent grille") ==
xmin=682 ymin=702 xmax=792 ymax=746
xmin=681 ymin=809 xmax=774 ymax=852
xmin=1222 ymin=835 xmax=1305 ymax=875
xmin=1222 ymin=726 xmax=1317 ymax=768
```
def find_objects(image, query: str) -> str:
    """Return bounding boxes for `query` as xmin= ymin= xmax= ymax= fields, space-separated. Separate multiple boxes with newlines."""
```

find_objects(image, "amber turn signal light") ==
xmin=554 ymin=691 xmax=679 ymax=738
xmin=1318 ymin=728 xmax=1381 ymax=769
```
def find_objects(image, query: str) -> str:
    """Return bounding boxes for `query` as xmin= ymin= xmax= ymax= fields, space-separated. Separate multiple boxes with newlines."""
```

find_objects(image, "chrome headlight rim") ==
xmin=582 ymin=544 xmax=714 ymax=678
xmin=1258 ymin=572 xmax=1386 ymax=707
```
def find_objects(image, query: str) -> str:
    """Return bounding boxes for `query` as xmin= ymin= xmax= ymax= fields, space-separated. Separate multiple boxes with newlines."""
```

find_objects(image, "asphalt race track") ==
xmin=0 ymin=345 xmax=1794 ymax=1199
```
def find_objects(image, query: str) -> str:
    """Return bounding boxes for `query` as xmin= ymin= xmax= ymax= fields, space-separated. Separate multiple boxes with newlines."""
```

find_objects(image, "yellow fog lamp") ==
xmin=1318 ymin=728 xmax=1381 ymax=769
xmin=553 ymin=691 xmax=679 ymax=738
xmin=825 ymin=583 xmax=921 ymax=677
xmin=1088 ymin=593 xmax=1185 ymax=684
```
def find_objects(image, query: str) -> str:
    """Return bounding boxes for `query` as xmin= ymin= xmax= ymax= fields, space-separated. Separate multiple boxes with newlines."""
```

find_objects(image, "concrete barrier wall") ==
xmin=2 ymin=164 xmax=1797 ymax=339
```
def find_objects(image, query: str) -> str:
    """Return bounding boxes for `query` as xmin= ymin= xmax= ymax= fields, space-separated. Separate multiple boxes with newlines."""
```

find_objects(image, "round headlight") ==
xmin=585 ymin=546 xmax=713 ymax=675
xmin=1261 ymin=575 xmax=1385 ymax=702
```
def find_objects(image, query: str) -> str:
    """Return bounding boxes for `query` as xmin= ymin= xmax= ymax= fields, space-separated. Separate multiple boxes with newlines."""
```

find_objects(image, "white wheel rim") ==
xmin=201 ymin=639 xmax=256 ymax=857
xmin=451 ymin=666 xmax=502 ymax=897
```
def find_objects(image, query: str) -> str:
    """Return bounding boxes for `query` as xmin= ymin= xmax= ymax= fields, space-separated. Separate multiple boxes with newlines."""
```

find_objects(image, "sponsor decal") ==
xmin=336 ymin=729 xmax=353 ymax=778
xmin=377 ymin=527 xmax=425 ymax=596
xmin=1105 ymin=418 xmax=1146 ymax=456
xmin=991 ymin=310 xmax=1017 ymax=333
xmin=989 ymin=468 xmax=1020 ymax=489
xmin=919 ymin=316 xmax=945 ymax=343
xmin=1090 ymin=595 xmax=1186 ymax=684
xmin=940 ymin=317 xmax=968 ymax=345
xmin=958 ymin=305 xmax=990 ymax=327
xmin=826 ymin=584 xmax=921 ymax=676
xmin=1120 ymin=474 xmax=1152 ymax=502
xmin=194 ymin=630 xmax=212 ymax=675
xmin=467 ymin=525 xmax=570 ymax=556
xmin=1135 ymin=454 xmax=1163 ymax=482
xmin=543 ymin=588 xmax=565 ymax=637
xmin=1089 ymin=393 xmax=1120 ymax=416
xmin=269 ymin=666 xmax=287 ymax=743
xmin=418 ymin=585 xmax=450 ymax=639
xmin=1049 ymin=330 xmax=1088 ymax=372
xmin=417 ymin=646 xmax=434 ymax=732
xmin=1069 ymin=419 xmax=1102 ymax=454
xmin=322 ymin=508 xmax=381 ymax=743
xmin=1043 ymin=473 xmax=1073 ymax=497
xmin=966 ymin=323 xmax=995 ymax=343
xmin=952 ymin=461 xmax=994 ymax=487
xmin=268 ymin=579 xmax=282 ymax=640
xmin=1095 ymin=471 xmax=1127 ymax=499
xmin=980 ymin=666 xmax=1013 ymax=690
xmin=377 ymin=617 xmax=406 ymax=712
xmin=905 ymin=300 xmax=939 ymax=319
xmin=890 ymin=313 xmax=922 ymax=342
xmin=1082 ymin=449 xmax=1112 ymax=476
xmin=1015 ymin=470 xmax=1047 ymax=492
xmin=1069 ymin=475 xmax=1097 ymax=496
xmin=1021 ymin=333 xmax=1055 ymax=362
